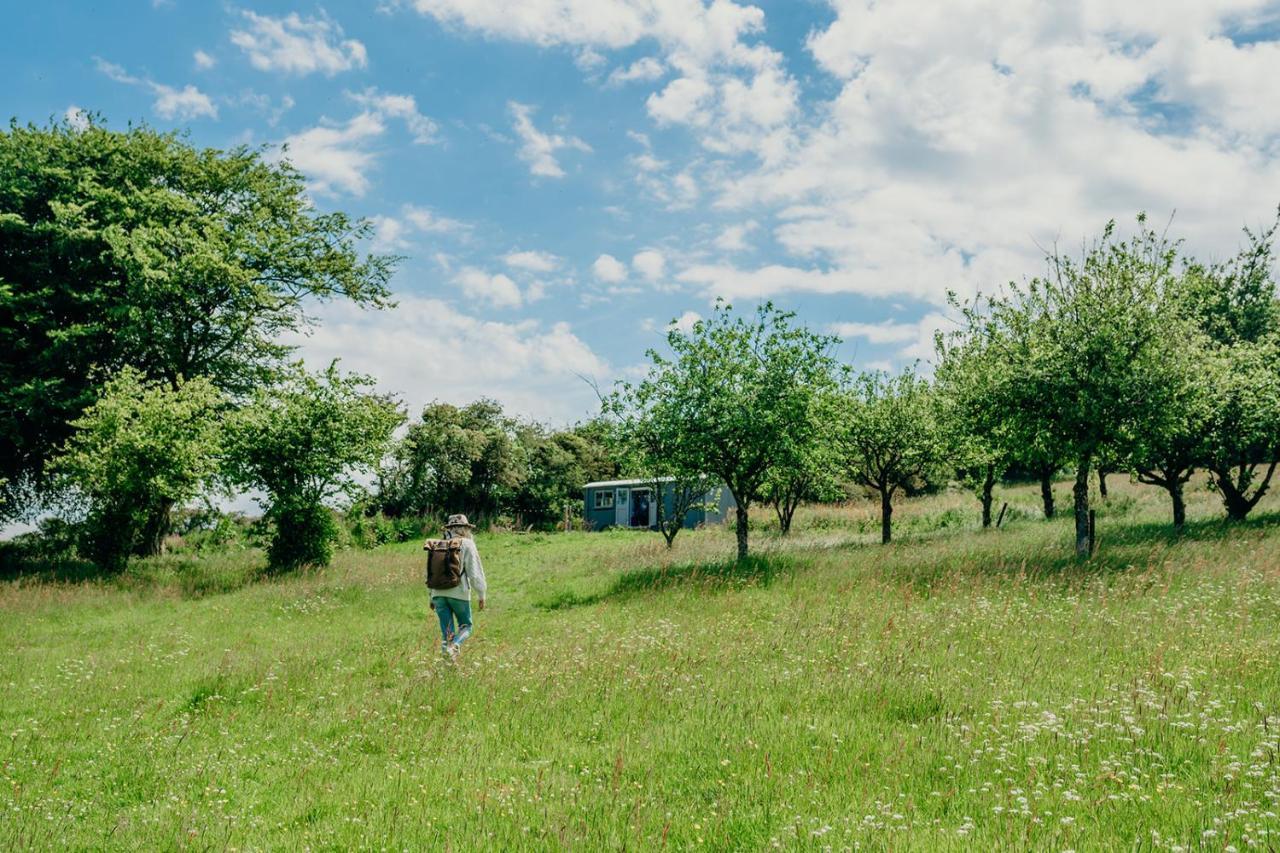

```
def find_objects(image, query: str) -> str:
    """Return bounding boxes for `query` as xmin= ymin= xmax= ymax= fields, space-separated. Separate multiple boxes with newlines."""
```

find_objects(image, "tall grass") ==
xmin=2 ymin=476 xmax=1280 ymax=849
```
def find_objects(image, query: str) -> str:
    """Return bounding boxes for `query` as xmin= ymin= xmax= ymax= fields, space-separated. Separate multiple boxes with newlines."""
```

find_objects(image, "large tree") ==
xmin=1200 ymin=339 xmax=1280 ymax=521
xmin=52 ymin=368 xmax=224 ymax=571
xmin=0 ymin=119 xmax=395 ymax=519
xmin=841 ymin=370 xmax=944 ymax=544
xmin=225 ymin=364 xmax=402 ymax=571
xmin=984 ymin=216 xmax=1180 ymax=556
xmin=628 ymin=302 xmax=839 ymax=560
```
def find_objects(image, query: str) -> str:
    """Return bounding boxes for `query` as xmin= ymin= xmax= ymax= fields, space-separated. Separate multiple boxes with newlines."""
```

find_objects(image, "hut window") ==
xmin=594 ymin=490 xmax=615 ymax=509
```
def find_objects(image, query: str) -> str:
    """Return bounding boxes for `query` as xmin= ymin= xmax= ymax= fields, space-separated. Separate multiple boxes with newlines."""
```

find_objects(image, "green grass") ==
xmin=4 ymin=477 xmax=1280 ymax=849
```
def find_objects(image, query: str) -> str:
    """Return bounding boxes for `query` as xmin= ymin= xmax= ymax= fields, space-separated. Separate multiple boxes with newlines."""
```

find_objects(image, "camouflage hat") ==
xmin=444 ymin=513 xmax=475 ymax=529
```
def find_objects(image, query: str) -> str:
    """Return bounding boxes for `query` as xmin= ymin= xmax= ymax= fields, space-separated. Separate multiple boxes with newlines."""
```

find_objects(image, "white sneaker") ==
xmin=447 ymin=642 xmax=461 ymax=662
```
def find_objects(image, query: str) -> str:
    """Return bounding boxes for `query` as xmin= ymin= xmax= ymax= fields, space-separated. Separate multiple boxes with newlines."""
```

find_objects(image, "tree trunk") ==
xmin=735 ymin=503 xmax=750 ymax=560
xmin=880 ymin=488 xmax=893 ymax=545
xmin=1098 ymin=469 xmax=1109 ymax=499
xmin=980 ymin=463 xmax=995 ymax=529
xmin=134 ymin=498 xmax=175 ymax=557
xmin=1039 ymin=470 xmax=1055 ymax=519
xmin=1073 ymin=462 xmax=1091 ymax=557
xmin=1169 ymin=480 xmax=1186 ymax=530
xmin=1213 ymin=462 xmax=1277 ymax=522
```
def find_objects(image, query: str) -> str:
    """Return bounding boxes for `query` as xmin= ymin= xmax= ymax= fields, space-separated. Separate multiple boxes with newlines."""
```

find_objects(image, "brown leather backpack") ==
xmin=424 ymin=539 xmax=465 ymax=589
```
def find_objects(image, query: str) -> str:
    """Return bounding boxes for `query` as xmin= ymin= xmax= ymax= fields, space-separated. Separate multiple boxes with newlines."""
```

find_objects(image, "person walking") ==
xmin=425 ymin=514 xmax=487 ymax=661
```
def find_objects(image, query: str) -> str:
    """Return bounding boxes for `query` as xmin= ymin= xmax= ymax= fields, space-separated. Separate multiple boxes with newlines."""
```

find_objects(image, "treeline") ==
xmin=609 ymin=212 xmax=1280 ymax=559
xmin=370 ymin=400 xmax=618 ymax=528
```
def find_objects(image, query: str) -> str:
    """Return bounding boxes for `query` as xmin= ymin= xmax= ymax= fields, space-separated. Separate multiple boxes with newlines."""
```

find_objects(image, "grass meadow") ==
xmin=4 ymin=476 xmax=1280 ymax=850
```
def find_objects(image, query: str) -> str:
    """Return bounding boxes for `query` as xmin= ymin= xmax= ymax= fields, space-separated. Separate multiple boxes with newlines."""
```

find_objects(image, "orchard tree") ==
xmin=985 ymin=216 xmax=1180 ymax=556
xmin=606 ymin=378 xmax=717 ymax=549
xmin=629 ymin=302 xmax=839 ymax=560
xmin=0 ymin=119 xmax=395 ymax=519
xmin=226 ymin=364 xmax=402 ymax=571
xmin=760 ymin=386 xmax=844 ymax=536
xmin=52 ymin=368 xmax=223 ymax=571
xmin=1127 ymin=329 xmax=1214 ymax=529
xmin=841 ymin=369 xmax=944 ymax=544
xmin=1200 ymin=339 xmax=1280 ymax=521
xmin=935 ymin=326 xmax=1014 ymax=528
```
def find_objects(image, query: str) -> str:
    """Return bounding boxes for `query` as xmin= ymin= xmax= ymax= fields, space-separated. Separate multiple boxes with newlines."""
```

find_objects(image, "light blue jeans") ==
xmin=432 ymin=596 xmax=473 ymax=647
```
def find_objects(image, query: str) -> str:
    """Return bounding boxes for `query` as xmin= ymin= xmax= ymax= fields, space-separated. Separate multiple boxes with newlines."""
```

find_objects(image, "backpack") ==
xmin=424 ymin=539 xmax=465 ymax=590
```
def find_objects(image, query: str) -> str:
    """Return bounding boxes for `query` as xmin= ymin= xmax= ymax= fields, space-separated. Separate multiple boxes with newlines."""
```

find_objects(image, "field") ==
xmin=4 ymin=477 xmax=1280 ymax=850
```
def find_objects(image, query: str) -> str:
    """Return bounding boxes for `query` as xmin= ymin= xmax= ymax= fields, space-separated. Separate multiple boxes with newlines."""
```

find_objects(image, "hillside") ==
xmin=4 ymin=477 xmax=1280 ymax=850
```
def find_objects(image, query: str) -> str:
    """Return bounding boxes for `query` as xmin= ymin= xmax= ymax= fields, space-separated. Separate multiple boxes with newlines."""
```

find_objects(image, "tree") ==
xmin=606 ymin=379 xmax=716 ymax=549
xmin=1200 ymin=339 xmax=1280 ymax=521
xmin=226 ymin=364 xmax=402 ymax=571
xmin=935 ymin=326 xmax=1014 ymax=528
xmin=628 ymin=302 xmax=839 ymax=560
xmin=984 ymin=216 xmax=1180 ymax=556
xmin=52 ymin=369 xmax=223 ymax=571
xmin=1127 ymin=329 xmax=1214 ymax=529
xmin=376 ymin=400 xmax=523 ymax=522
xmin=841 ymin=370 xmax=944 ymax=544
xmin=0 ymin=119 xmax=395 ymax=519
xmin=760 ymin=387 xmax=844 ymax=536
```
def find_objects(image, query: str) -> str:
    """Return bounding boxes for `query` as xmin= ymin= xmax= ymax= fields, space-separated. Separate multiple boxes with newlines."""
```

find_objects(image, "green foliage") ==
xmin=225 ymin=364 xmax=403 ymax=571
xmin=0 ymin=118 xmax=395 ymax=518
xmin=840 ymin=369 xmax=945 ymax=544
xmin=51 ymin=368 xmax=224 ymax=572
xmin=627 ymin=301 xmax=839 ymax=558
xmin=375 ymin=402 xmax=617 ymax=529
xmin=1199 ymin=338 xmax=1280 ymax=520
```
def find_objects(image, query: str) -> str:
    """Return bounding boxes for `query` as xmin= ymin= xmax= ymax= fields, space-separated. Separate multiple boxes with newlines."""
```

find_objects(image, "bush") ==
xmin=266 ymin=501 xmax=336 ymax=572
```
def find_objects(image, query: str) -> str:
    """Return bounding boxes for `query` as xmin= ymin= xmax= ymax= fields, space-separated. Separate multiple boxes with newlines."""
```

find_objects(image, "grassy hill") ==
xmin=4 ymin=477 xmax=1280 ymax=849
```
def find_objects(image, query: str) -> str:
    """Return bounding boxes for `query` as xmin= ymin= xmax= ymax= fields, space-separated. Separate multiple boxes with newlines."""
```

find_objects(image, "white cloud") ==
xmin=504 ymin=250 xmax=561 ymax=272
xmin=193 ymin=49 xmax=216 ymax=70
xmin=456 ymin=267 xmax=524 ymax=308
xmin=231 ymin=10 xmax=367 ymax=76
xmin=410 ymin=0 xmax=798 ymax=160
xmin=647 ymin=76 xmax=714 ymax=126
xmin=714 ymin=220 xmax=758 ymax=251
xmin=592 ymin=253 xmax=628 ymax=283
xmin=286 ymin=297 xmax=608 ymax=423
xmin=403 ymin=205 xmax=468 ymax=233
xmin=508 ymin=101 xmax=591 ymax=178
xmin=631 ymin=249 xmax=666 ymax=281
xmin=348 ymin=88 xmax=439 ymax=144
xmin=370 ymin=205 xmax=468 ymax=253
xmin=94 ymin=58 xmax=217 ymax=120
xmin=691 ymin=1 xmax=1280 ymax=307
xmin=280 ymin=112 xmax=385 ymax=196
xmin=64 ymin=105 xmax=89 ymax=131
xmin=830 ymin=320 xmax=920 ymax=345
xmin=670 ymin=310 xmax=702 ymax=333
xmin=607 ymin=56 xmax=665 ymax=86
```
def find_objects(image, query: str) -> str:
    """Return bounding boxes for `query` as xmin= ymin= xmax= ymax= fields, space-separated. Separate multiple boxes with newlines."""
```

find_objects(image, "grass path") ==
xmin=4 ymin=478 xmax=1280 ymax=849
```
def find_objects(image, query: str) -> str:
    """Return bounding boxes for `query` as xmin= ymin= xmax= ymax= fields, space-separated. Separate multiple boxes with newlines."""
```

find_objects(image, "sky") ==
xmin=6 ymin=0 xmax=1280 ymax=426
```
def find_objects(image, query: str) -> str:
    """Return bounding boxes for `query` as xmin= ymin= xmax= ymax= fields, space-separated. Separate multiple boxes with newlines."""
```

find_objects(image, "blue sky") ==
xmin=6 ymin=0 xmax=1280 ymax=424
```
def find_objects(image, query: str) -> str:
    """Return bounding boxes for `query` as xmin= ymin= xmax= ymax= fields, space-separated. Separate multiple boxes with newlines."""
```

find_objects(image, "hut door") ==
xmin=614 ymin=488 xmax=629 ymax=527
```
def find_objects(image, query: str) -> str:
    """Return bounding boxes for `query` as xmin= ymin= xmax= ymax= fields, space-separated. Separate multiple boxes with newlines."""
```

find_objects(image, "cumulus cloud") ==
xmin=504 ymin=250 xmax=561 ymax=272
xmin=64 ymin=105 xmax=89 ymax=131
xmin=231 ymin=10 xmax=367 ymax=76
xmin=592 ymin=253 xmax=628 ymax=283
xmin=370 ymin=204 xmax=468 ymax=251
xmin=455 ymin=267 xmax=524 ymax=308
xmin=631 ymin=249 xmax=666 ymax=280
xmin=285 ymin=297 xmax=609 ymax=423
xmin=691 ymin=0 xmax=1280 ymax=307
xmin=670 ymin=310 xmax=702 ymax=333
xmin=714 ymin=220 xmax=758 ymax=251
xmin=409 ymin=0 xmax=799 ymax=160
xmin=607 ymin=56 xmax=665 ymax=86
xmin=193 ymin=49 xmax=216 ymax=70
xmin=280 ymin=112 xmax=384 ymax=196
xmin=348 ymin=88 xmax=439 ymax=144
xmin=508 ymin=101 xmax=591 ymax=178
xmin=94 ymin=58 xmax=217 ymax=120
